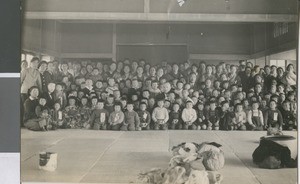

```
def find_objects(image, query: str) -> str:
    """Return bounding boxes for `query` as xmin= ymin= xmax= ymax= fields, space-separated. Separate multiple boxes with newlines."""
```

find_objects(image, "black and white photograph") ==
xmin=21 ymin=0 xmax=298 ymax=183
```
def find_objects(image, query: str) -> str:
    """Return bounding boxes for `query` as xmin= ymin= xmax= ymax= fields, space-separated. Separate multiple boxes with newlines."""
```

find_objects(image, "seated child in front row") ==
xmin=265 ymin=100 xmax=283 ymax=135
xmin=52 ymin=102 xmax=64 ymax=129
xmin=247 ymin=101 xmax=264 ymax=131
xmin=64 ymin=96 xmax=80 ymax=129
xmin=152 ymin=98 xmax=169 ymax=130
xmin=181 ymin=100 xmax=198 ymax=130
xmin=232 ymin=103 xmax=247 ymax=131
xmin=168 ymin=103 xmax=183 ymax=130
xmin=205 ymin=100 xmax=220 ymax=130
xmin=281 ymin=100 xmax=297 ymax=130
xmin=196 ymin=102 xmax=206 ymax=130
xmin=138 ymin=102 xmax=151 ymax=130
xmin=89 ymin=100 xmax=109 ymax=130
xmin=108 ymin=102 xmax=124 ymax=130
xmin=121 ymin=102 xmax=140 ymax=131
xmin=78 ymin=96 xmax=91 ymax=129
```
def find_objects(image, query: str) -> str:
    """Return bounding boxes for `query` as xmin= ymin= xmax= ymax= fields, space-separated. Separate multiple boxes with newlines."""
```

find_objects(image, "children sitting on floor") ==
xmin=21 ymin=59 xmax=297 ymax=133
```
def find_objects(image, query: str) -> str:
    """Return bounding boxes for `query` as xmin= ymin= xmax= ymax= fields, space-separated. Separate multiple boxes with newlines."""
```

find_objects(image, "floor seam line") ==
xmin=78 ymin=132 xmax=125 ymax=183
xmin=214 ymin=132 xmax=262 ymax=184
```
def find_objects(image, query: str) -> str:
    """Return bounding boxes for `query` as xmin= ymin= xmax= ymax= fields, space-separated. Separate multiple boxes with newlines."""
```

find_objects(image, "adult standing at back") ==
xmin=21 ymin=57 xmax=42 ymax=103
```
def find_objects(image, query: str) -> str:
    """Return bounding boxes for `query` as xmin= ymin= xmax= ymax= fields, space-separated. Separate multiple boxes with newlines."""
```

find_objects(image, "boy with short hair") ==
xmin=196 ymin=102 xmax=206 ymax=130
xmin=152 ymin=98 xmax=169 ymax=130
xmin=106 ymin=77 xmax=119 ymax=95
xmin=78 ymin=96 xmax=91 ymax=129
xmin=52 ymin=102 xmax=64 ymax=129
xmin=121 ymin=102 xmax=140 ymax=131
xmin=281 ymin=100 xmax=297 ymax=130
xmin=168 ymin=103 xmax=182 ymax=130
xmin=89 ymin=99 xmax=109 ymax=130
xmin=108 ymin=102 xmax=124 ymax=130
xmin=233 ymin=103 xmax=247 ymax=130
xmin=205 ymin=100 xmax=220 ymax=130
xmin=182 ymin=100 xmax=198 ymax=130
xmin=218 ymin=101 xmax=234 ymax=130
xmin=265 ymin=100 xmax=283 ymax=135
xmin=247 ymin=101 xmax=264 ymax=131
xmin=149 ymin=80 xmax=161 ymax=97
xmin=64 ymin=96 xmax=80 ymax=129
xmin=105 ymin=94 xmax=115 ymax=114
xmin=138 ymin=102 xmax=151 ymax=130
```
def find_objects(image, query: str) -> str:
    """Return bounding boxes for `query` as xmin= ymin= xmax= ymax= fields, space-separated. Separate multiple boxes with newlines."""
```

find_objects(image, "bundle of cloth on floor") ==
xmin=252 ymin=137 xmax=297 ymax=169
xmin=138 ymin=142 xmax=225 ymax=184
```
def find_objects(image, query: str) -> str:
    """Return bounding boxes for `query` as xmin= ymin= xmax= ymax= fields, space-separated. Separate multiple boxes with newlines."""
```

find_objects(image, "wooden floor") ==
xmin=21 ymin=129 xmax=297 ymax=184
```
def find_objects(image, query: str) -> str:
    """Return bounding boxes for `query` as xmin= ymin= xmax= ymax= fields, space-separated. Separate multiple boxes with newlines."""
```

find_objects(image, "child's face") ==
xmin=173 ymin=104 xmax=180 ymax=112
xmin=255 ymin=85 xmax=262 ymax=93
xmin=95 ymin=81 xmax=103 ymax=89
xmin=140 ymin=104 xmax=147 ymax=111
xmin=62 ymin=77 xmax=69 ymax=83
xmin=92 ymin=98 xmax=98 ymax=105
xmin=81 ymin=98 xmax=88 ymax=106
xmin=69 ymin=99 xmax=76 ymax=106
xmin=243 ymin=100 xmax=249 ymax=107
xmin=184 ymin=84 xmax=191 ymax=90
xmin=157 ymin=100 xmax=164 ymax=107
xmin=210 ymin=103 xmax=216 ymax=110
xmin=127 ymin=104 xmax=134 ymax=111
xmin=212 ymin=90 xmax=219 ymax=97
xmin=182 ymin=90 xmax=189 ymax=97
xmin=107 ymin=97 xmax=114 ymax=104
xmin=177 ymin=82 xmax=183 ymax=89
xmin=270 ymin=85 xmax=276 ymax=93
xmin=175 ymin=98 xmax=182 ymax=105
xmin=54 ymin=103 xmax=61 ymax=110
xmin=97 ymin=102 xmax=104 ymax=109
xmin=288 ymin=95 xmax=295 ymax=101
xmin=164 ymin=101 xmax=171 ymax=109
xmin=222 ymin=103 xmax=229 ymax=111
xmin=113 ymin=91 xmax=121 ymax=98
xmin=145 ymin=80 xmax=151 ymax=87
xmin=80 ymin=83 xmax=86 ymax=89
xmin=261 ymin=100 xmax=267 ymax=107
xmin=143 ymin=91 xmax=150 ymax=98
xmin=125 ymin=80 xmax=131 ymax=88
xmin=108 ymin=79 xmax=115 ymax=86
xmin=237 ymin=105 xmax=243 ymax=112
xmin=269 ymin=101 xmax=277 ymax=109
xmin=39 ymin=98 xmax=46 ymax=106
xmin=132 ymin=80 xmax=139 ymax=88
xmin=197 ymin=104 xmax=204 ymax=111
xmin=278 ymin=86 xmax=284 ymax=92
xmin=252 ymin=103 xmax=259 ymax=110
xmin=121 ymin=100 xmax=127 ymax=107
xmin=152 ymin=82 xmax=158 ymax=89
xmin=192 ymin=97 xmax=198 ymax=105
xmin=205 ymin=80 xmax=211 ymax=88
xmin=114 ymin=105 xmax=121 ymax=112
xmin=149 ymin=98 xmax=155 ymax=106
xmin=132 ymin=95 xmax=138 ymax=101
xmin=283 ymin=102 xmax=290 ymax=111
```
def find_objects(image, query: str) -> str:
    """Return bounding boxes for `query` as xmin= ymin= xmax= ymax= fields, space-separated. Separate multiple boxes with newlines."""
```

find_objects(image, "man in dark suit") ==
xmin=41 ymin=82 xmax=56 ymax=109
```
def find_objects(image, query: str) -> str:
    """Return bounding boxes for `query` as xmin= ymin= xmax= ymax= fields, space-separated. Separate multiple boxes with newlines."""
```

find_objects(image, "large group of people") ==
xmin=20 ymin=57 xmax=297 ymax=134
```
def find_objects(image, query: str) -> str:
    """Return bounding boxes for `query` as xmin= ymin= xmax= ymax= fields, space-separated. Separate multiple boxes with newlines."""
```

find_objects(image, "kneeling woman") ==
xmin=23 ymin=86 xmax=47 ymax=131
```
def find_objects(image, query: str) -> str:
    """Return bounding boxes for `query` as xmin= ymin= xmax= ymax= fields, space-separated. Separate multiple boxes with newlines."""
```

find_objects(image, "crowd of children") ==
xmin=21 ymin=58 xmax=297 ymax=134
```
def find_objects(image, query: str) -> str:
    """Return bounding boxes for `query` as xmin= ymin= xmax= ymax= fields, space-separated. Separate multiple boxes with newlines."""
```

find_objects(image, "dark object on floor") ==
xmin=252 ymin=136 xmax=297 ymax=169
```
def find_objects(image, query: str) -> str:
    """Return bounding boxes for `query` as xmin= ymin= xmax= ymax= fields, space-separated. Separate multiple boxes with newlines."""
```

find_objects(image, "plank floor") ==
xmin=21 ymin=129 xmax=297 ymax=184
